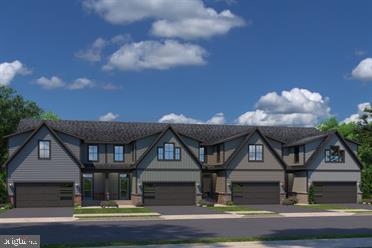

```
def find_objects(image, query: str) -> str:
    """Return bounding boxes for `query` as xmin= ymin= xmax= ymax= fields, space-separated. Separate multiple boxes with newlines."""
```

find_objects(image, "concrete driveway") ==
xmin=0 ymin=208 xmax=73 ymax=218
xmin=341 ymin=204 xmax=372 ymax=210
xmin=245 ymin=204 xmax=330 ymax=213
xmin=148 ymin=206 xmax=222 ymax=215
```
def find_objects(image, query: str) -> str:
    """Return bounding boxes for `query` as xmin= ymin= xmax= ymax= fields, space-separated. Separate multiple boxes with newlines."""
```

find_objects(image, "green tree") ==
xmin=38 ymin=111 xmax=60 ymax=121
xmin=0 ymin=86 xmax=44 ymax=203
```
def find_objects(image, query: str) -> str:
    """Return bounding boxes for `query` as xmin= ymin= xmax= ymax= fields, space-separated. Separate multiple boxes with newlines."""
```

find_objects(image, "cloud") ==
xmin=343 ymin=102 xmax=372 ymax=123
xmin=75 ymin=37 xmax=107 ymax=62
xmin=35 ymin=76 xmax=65 ymax=89
xmin=237 ymin=88 xmax=331 ymax=126
xmin=35 ymin=76 xmax=94 ymax=90
xmin=355 ymin=49 xmax=367 ymax=57
xmin=102 ymin=83 xmax=122 ymax=91
xmin=0 ymin=60 xmax=31 ymax=86
xmin=67 ymin=78 xmax=94 ymax=89
xmin=158 ymin=112 xmax=225 ymax=124
xmin=99 ymin=112 xmax=119 ymax=121
xmin=104 ymin=39 xmax=206 ymax=71
xmin=351 ymin=58 xmax=372 ymax=81
xmin=83 ymin=0 xmax=244 ymax=39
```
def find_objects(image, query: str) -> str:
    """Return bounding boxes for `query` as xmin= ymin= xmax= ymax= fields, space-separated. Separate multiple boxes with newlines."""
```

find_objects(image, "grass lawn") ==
xmin=42 ymin=233 xmax=372 ymax=248
xmin=208 ymin=206 xmax=259 ymax=212
xmin=74 ymin=207 xmax=153 ymax=214
xmin=0 ymin=208 xmax=8 ymax=214
xmin=297 ymin=204 xmax=357 ymax=210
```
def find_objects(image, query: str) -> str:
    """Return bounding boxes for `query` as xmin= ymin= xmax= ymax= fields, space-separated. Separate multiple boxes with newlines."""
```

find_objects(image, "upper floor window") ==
xmin=88 ymin=145 xmax=98 ymax=161
xmin=325 ymin=145 xmax=345 ymax=163
xmin=294 ymin=146 xmax=300 ymax=164
xmin=248 ymin=144 xmax=263 ymax=161
xmin=114 ymin=145 xmax=124 ymax=162
xmin=199 ymin=146 xmax=206 ymax=163
xmin=157 ymin=143 xmax=181 ymax=161
xmin=38 ymin=140 xmax=51 ymax=159
xmin=216 ymin=144 xmax=221 ymax=163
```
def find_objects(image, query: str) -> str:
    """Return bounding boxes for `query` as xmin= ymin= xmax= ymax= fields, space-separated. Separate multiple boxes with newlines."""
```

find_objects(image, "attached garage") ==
xmin=15 ymin=183 xmax=74 ymax=208
xmin=143 ymin=182 xmax=195 ymax=206
xmin=313 ymin=182 xmax=357 ymax=203
xmin=232 ymin=182 xmax=280 ymax=204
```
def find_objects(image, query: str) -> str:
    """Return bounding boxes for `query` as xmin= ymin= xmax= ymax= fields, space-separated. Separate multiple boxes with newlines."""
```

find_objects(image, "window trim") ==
xmin=38 ymin=140 xmax=51 ymax=160
xmin=157 ymin=147 xmax=164 ymax=161
xmin=199 ymin=146 xmax=206 ymax=163
xmin=82 ymin=173 xmax=93 ymax=200
xmin=294 ymin=146 xmax=300 ymax=164
xmin=248 ymin=144 xmax=264 ymax=162
xmin=175 ymin=147 xmax=181 ymax=161
xmin=113 ymin=145 xmax=125 ymax=162
xmin=87 ymin=144 xmax=99 ymax=162
xmin=325 ymin=145 xmax=345 ymax=163
xmin=164 ymin=143 xmax=175 ymax=161
xmin=157 ymin=142 xmax=181 ymax=161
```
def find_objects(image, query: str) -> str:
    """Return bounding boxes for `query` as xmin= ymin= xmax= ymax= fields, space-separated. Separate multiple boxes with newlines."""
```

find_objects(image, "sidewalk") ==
xmin=97 ymin=238 xmax=372 ymax=248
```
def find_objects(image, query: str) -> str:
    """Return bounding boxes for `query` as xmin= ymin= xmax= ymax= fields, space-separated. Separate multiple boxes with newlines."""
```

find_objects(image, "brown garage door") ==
xmin=143 ymin=182 xmax=195 ymax=206
xmin=15 ymin=183 xmax=74 ymax=208
xmin=313 ymin=182 xmax=357 ymax=203
xmin=232 ymin=182 xmax=280 ymax=204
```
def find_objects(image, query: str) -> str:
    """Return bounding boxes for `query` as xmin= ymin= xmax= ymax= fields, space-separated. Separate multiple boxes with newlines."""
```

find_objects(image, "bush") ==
xmin=308 ymin=185 xmax=315 ymax=204
xmin=361 ymin=167 xmax=372 ymax=199
xmin=225 ymin=200 xmax=234 ymax=206
xmin=100 ymin=200 xmax=118 ymax=208
xmin=282 ymin=196 xmax=298 ymax=205
xmin=206 ymin=203 xmax=215 ymax=207
xmin=198 ymin=199 xmax=206 ymax=207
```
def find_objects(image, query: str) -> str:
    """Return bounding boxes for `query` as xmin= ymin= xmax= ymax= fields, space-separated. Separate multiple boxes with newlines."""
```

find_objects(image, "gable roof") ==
xmin=3 ymin=122 xmax=83 ymax=169
xmin=12 ymin=119 xmax=323 ymax=146
xmin=304 ymin=131 xmax=363 ymax=169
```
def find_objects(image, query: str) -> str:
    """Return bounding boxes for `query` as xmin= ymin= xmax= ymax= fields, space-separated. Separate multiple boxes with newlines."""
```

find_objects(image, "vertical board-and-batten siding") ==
xmin=7 ymin=126 xmax=80 ymax=195
xmin=226 ymin=132 xmax=285 ymax=194
xmin=136 ymin=130 xmax=201 ymax=194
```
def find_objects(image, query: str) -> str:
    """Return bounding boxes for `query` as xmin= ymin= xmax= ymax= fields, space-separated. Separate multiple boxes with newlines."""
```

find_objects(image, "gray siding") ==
xmin=56 ymin=132 xmax=81 ymax=159
xmin=181 ymin=135 xmax=200 ymax=158
xmin=267 ymin=138 xmax=282 ymax=157
xmin=8 ymin=131 xmax=32 ymax=157
xmin=81 ymin=143 xmax=106 ymax=164
xmin=305 ymin=138 xmax=323 ymax=161
xmin=7 ymin=126 xmax=80 ymax=196
xmin=346 ymin=141 xmax=358 ymax=155
xmin=136 ymin=134 xmax=157 ymax=159
xmin=93 ymin=173 xmax=105 ymax=200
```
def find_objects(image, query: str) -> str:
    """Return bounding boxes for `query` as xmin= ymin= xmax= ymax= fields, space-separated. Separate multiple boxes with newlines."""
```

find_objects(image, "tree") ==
xmin=38 ymin=111 xmax=60 ymax=121
xmin=0 ymin=86 xmax=44 ymax=203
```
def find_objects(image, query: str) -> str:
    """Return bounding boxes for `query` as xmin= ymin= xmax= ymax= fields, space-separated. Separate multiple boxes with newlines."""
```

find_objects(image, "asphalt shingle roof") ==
xmin=16 ymin=119 xmax=323 ymax=145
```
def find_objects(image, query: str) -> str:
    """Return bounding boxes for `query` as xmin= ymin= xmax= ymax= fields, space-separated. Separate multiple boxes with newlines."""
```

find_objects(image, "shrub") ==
xmin=198 ymin=199 xmax=206 ymax=207
xmin=100 ymin=200 xmax=118 ymax=208
xmin=282 ymin=196 xmax=298 ymax=205
xmin=206 ymin=203 xmax=215 ymax=207
xmin=308 ymin=185 xmax=316 ymax=204
xmin=225 ymin=200 xmax=234 ymax=206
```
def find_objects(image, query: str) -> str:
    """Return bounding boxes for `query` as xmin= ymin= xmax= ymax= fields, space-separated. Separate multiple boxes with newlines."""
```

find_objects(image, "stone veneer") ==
xmin=131 ymin=194 xmax=143 ymax=206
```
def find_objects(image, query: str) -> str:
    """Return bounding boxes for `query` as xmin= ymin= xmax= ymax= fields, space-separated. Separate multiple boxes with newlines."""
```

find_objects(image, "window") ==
xmin=216 ymin=144 xmax=221 ymax=163
xmin=199 ymin=146 xmax=206 ymax=163
xmin=325 ymin=146 xmax=345 ymax=163
xmin=119 ymin=174 xmax=129 ymax=200
xmin=175 ymin=147 xmax=181 ymax=160
xmin=157 ymin=147 xmax=164 ymax=160
xmin=38 ymin=140 xmax=51 ymax=159
xmin=248 ymin=144 xmax=264 ymax=161
xmin=164 ymin=143 xmax=175 ymax=160
xmin=157 ymin=143 xmax=181 ymax=161
xmin=294 ymin=146 xmax=300 ymax=164
xmin=88 ymin=145 xmax=98 ymax=161
xmin=83 ymin=173 xmax=93 ymax=200
xmin=114 ymin=145 xmax=124 ymax=162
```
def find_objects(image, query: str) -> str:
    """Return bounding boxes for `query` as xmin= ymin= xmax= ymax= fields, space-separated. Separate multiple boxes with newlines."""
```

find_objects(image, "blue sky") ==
xmin=0 ymin=0 xmax=371 ymax=126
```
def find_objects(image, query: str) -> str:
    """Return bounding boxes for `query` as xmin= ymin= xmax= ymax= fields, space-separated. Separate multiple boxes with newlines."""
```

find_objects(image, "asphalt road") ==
xmin=1 ymin=216 xmax=372 ymax=245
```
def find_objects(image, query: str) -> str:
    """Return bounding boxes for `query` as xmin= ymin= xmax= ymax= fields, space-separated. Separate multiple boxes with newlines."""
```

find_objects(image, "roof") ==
xmin=13 ymin=119 xmax=323 ymax=145
xmin=284 ymin=133 xmax=328 ymax=147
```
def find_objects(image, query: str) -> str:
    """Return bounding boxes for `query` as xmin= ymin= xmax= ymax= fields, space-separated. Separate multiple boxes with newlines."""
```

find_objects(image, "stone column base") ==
xmin=357 ymin=193 xmax=363 ymax=203
xmin=8 ymin=195 xmax=14 ymax=207
xmin=280 ymin=193 xmax=286 ymax=204
xmin=74 ymin=195 xmax=82 ymax=205
xmin=295 ymin=193 xmax=309 ymax=204
xmin=216 ymin=192 xmax=232 ymax=204
xmin=196 ymin=193 xmax=202 ymax=205
xmin=131 ymin=194 xmax=143 ymax=206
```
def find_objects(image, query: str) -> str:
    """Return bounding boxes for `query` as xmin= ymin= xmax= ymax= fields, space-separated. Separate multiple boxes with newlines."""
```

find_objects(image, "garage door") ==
xmin=313 ymin=182 xmax=357 ymax=203
xmin=15 ymin=183 xmax=74 ymax=208
xmin=232 ymin=182 xmax=280 ymax=204
xmin=143 ymin=182 xmax=195 ymax=206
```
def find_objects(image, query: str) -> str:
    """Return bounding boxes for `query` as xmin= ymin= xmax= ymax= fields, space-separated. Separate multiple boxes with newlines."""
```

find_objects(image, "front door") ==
xmin=119 ymin=174 xmax=130 ymax=200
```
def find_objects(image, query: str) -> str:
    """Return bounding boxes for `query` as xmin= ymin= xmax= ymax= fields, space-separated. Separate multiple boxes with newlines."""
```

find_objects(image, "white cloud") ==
xmin=343 ymin=102 xmax=372 ymax=123
xmin=111 ymin=34 xmax=132 ymax=44
xmin=104 ymin=39 xmax=206 ymax=71
xmin=0 ymin=60 xmax=31 ymax=86
xmin=351 ymin=58 xmax=372 ymax=81
xmin=158 ymin=112 xmax=225 ymax=124
xmin=83 ymin=0 xmax=244 ymax=39
xmin=102 ymin=83 xmax=122 ymax=91
xmin=35 ymin=76 xmax=65 ymax=89
xmin=67 ymin=78 xmax=94 ymax=90
xmin=99 ymin=112 xmax=119 ymax=121
xmin=35 ymin=76 xmax=94 ymax=90
xmin=237 ymin=88 xmax=331 ymax=126
xmin=75 ymin=37 xmax=107 ymax=62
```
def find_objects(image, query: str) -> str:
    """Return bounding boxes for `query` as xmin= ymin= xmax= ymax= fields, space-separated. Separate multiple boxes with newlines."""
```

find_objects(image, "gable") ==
xmin=8 ymin=131 xmax=33 ymax=157
xmin=8 ymin=126 xmax=80 ymax=182
xmin=224 ymin=136 xmax=246 ymax=162
xmin=137 ymin=129 xmax=200 ymax=170
xmin=307 ymin=133 xmax=361 ymax=171
xmin=227 ymin=132 xmax=284 ymax=170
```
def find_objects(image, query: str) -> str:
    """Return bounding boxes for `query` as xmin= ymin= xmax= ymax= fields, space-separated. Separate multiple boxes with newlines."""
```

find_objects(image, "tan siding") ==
xmin=292 ymin=171 xmax=307 ymax=194
xmin=215 ymin=171 xmax=226 ymax=193
xmin=224 ymin=136 xmax=245 ymax=162
xmin=283 ymin=145 xmax=305 ymax=166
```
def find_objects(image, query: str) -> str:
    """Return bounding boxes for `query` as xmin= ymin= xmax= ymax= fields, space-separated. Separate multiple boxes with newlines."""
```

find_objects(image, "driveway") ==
xmin=148 ymin=206 xmax=222 ymax=215
xmin=245 ymin=204 xmax=330 ymax=213
xmin=341 ymin=204 xmax=372 ymax=210
xmin=0 ymin=208 xmax=73 ymax=218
